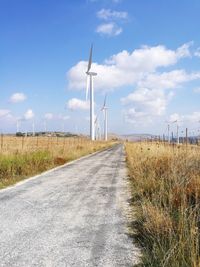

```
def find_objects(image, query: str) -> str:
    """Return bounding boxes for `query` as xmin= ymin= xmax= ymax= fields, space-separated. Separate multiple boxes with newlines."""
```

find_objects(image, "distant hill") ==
xmin=119 ymin=134 xmax=155 ymax=141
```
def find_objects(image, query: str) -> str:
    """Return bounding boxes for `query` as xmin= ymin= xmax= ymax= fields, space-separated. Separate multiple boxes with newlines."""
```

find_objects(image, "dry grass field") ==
xmin=126 ymin=142 xmax=200 ymax=267
xmin=0 ymin=135 xmax=114 ymax=189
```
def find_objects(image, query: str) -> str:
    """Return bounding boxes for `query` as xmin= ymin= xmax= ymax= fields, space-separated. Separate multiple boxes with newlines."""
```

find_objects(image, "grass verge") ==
xmin=125 ymin=142 xmax=200 ymax=267
xmin=0 ymin=137 xmax=115 ymax=189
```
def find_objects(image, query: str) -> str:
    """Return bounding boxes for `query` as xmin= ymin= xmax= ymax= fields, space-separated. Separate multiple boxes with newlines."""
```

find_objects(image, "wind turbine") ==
xmin=32 ymin=120 xmax=35 ymax=136
xmin=86 ymin=45 xmax=97 ymax=141
xmin=16 ymin=119 xmax=20 ymax=133
xmin=94 ymin=115 xmax=101 ymax=140
xmin=44 ymin=120 xmax=47 ymax=132
xmin=101 ymin=95 xmax=108 ymax=141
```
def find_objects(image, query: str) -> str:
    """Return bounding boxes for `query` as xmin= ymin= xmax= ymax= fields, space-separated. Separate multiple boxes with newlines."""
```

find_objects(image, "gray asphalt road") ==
xmin=0 ymin=144 xmax=140 ymax=267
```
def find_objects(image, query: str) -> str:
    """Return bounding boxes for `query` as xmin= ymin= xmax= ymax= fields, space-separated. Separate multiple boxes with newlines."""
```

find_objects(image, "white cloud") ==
xmin=176 ymin=42 xmax=192 ymax=58
xmin=9 ymin=93 xmax=27 ymax=103
xmin=67 ymin=98 xmax=90 ymax=110
xmin=124 ymin=108 xmax=152 ymax=124
xmin=24 ymin=109 xmax=34 ymax=120
xmin=138 ymin=70 xmax=200 ymax=90
xmin=121 ymin=87 xmax=175 ymax=125
xmin=121 ymin=88 xmax=172 ymax=116
xmin=67 ymin=42 xmax=197 ymax=125
xmin=121 ymin=68 xmax=200 ymax=124
xmin=96 ymin=22 xmax=122 ymax=36
xmin=97 ymin=9 xmax=128 ymax=20
xmin=106 ymin=43 xmax=191 ymax=70
xmin=67 ymin=43 xmax=193 ymax=91
xmin=44 ymin=113 xmax=53 ymax=120
xmin=0 ymin=109 xmax=11 ymax=118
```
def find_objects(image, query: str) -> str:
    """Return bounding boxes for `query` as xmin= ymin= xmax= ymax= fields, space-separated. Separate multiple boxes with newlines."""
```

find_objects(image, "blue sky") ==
xmin=1 ymin=0 xmax=200 ymax=136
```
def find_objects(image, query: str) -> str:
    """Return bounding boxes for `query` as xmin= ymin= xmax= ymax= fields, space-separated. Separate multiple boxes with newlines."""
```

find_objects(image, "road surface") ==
xmin=0 ymin=144 xmax=140 ymax=267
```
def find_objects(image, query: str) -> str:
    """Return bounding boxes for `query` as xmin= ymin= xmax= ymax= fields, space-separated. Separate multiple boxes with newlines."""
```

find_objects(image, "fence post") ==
xmin=186 ymin=128 xmax=188 ymax=146
xmin=1 ymin=134 xmax=3 ymax=151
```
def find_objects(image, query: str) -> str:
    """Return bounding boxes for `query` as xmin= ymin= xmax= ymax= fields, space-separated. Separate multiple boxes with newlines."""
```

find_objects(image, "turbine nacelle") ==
xmin=86 ymin=71 xmax=97 ymax=76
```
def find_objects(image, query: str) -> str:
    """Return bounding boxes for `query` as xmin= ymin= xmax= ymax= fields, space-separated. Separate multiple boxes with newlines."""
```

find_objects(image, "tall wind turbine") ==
xmin=101 ymin=95 xmax=108 ymax=141
xmin=86 ymin=45 xmax=97 ymax=141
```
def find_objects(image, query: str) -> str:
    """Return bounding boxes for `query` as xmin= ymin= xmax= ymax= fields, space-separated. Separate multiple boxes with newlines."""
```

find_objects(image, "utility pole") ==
xmin=32 ymin=121 xmax=35 ymax=136
xmin=177 ymin=124 xmax=179 ymax=144
xmin=168 ymin=124 xmax=170 ymax=143
xmin=186 ymin=128 xmax=188 ymax=146
xmin=17 ymin=120 xmax=20 ymax=133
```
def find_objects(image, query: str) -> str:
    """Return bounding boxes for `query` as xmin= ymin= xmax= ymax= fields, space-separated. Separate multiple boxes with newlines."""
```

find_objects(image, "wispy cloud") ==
xmin=96 ymin=7 xmax=128 ymax=37
xmin=9 ymin=92 xmax=27 ymax=103
xmin=97 ymin=8 xmax=128 ymax=20
xmin=67 ymin=98 xmax=90 ymax=110
xmin=96 ymin=22 xmax=122 ymax=36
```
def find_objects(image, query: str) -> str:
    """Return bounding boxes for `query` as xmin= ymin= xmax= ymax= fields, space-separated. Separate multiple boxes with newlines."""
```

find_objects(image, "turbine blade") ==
xmin=86 ymin=75 xmax=90 ymax=101
xmin=87 ymin=44 xmax=93 ymax=73
xmin=103 ymin=94 xmax=107 ymax=107
xmin=103 ymin=109 xmax=105 ymax=120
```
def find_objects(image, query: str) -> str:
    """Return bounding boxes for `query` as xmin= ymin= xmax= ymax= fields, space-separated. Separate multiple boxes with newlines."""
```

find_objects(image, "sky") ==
xmin=1 ymin=0 xmax=200 ymax=136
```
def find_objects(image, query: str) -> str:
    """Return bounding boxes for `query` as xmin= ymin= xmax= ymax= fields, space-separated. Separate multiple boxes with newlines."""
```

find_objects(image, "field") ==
xmin=0 ymin=135 xmax=114 ymax=189
xmin=126 ymin=142 xmax=200 ymax=267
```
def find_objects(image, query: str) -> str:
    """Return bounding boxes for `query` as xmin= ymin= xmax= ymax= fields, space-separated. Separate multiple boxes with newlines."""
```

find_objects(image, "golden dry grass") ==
xmin=125 ymin=142 xmax=200 ymax=267
xmin=0 ymin=135 xmax=115 ymax=189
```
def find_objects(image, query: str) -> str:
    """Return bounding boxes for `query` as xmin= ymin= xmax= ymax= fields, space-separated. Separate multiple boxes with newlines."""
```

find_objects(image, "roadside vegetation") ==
xmin=125 ymin=142 xmax=200 ymax=267
xmin=0 ymin=136 xmax=114 ymax=189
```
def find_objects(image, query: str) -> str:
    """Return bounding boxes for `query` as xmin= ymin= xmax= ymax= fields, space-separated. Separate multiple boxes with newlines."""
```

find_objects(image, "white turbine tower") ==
xmin=86 ymin=45 xmax=97 ymax=141
xmin=16 ymin=119 xmax=20 ymax=133
xmin=32 ymin=120 xmax=35 ymax=136
xmin=101 ymin=95 xmax=108 ymax=141
xmin=94 ymin=115 xmax=101 ymax=140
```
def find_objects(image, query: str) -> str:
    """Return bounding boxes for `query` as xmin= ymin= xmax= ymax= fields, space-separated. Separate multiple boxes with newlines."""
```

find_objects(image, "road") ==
xmin=0 ymin=144 xmax=140 ymax=267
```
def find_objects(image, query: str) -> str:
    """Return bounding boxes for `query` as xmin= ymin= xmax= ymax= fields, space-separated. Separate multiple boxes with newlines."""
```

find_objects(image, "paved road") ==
xmin=0 ymin=144 xmax=140 ymax=267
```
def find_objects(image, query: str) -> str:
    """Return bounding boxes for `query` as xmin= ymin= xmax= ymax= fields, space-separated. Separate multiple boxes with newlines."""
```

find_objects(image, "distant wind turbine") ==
xmin=44 ymin=120 xmax=47 ymax=132
xmin=101 ymin=95 xmax=108 ymax=141
xmin=16 ymin=119 xmax=20 ymax=133
xmin=94 ymin=115 xmax=101 ymax=140
xmin=32 ymin=120 xmax=35 ymax=136
xmin=86 ymin=44 xmax=97 ymax=141
xmin=166 ymin=120 xmax=179 ymax=144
